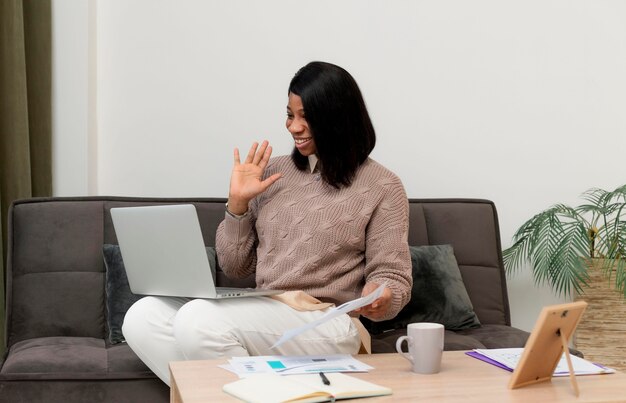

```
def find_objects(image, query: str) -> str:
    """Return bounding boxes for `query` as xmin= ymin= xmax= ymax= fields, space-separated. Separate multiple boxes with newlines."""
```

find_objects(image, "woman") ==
xmin=122 ymin=61 xmax=412 ymax=386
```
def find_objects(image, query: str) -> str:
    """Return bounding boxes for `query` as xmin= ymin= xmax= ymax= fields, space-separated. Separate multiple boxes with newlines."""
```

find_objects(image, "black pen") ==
xmin=319 ymin=372 xmax=331 ymax=385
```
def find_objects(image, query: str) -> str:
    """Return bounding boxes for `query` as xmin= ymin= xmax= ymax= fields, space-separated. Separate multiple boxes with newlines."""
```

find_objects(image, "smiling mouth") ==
xmin=294 ymin=137 xmax=312 ymax=145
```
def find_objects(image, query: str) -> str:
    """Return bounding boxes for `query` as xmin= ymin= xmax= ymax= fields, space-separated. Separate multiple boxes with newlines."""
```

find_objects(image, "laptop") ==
xmin=110 ymin=204 xmax=282 ymax=299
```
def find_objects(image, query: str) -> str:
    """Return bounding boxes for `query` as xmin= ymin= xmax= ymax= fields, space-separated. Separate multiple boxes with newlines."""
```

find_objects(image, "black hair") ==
xmin=288 ymin=61 xmax=376 ymax=188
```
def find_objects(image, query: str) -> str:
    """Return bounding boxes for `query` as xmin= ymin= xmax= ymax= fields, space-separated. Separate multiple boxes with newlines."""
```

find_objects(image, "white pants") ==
xmin=121 ymin=296 xmax=361 ymax=386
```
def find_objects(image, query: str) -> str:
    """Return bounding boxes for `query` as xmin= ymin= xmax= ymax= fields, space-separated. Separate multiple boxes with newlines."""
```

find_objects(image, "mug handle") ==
xmin=395 ymin=335 xmax=414 ymax=364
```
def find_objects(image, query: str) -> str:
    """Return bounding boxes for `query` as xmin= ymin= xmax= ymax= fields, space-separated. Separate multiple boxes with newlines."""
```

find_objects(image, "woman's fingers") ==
xmin=258 ymin=145 xmax=273 ymax=170
xmin=356 ymin=285 xmax=392 ymax=320
xmin=244 ymin=142 xmax=259 ymax=164
xmin=252 ymin=140 xmax=270 ymax=165
xmin=230 ymin=141 xmax=280 ymax=201
xmin=259 ymin=172 xmax=282 ymax=191
xmin=240 ymin=140 xmax=271 ymax=167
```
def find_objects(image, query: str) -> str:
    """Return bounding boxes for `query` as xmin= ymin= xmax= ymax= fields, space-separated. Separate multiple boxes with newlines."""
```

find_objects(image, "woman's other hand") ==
xmin=227 ymin=140 xmax=282 ymax=215
xmin=354 ymin=282 xmax=392 ymax=321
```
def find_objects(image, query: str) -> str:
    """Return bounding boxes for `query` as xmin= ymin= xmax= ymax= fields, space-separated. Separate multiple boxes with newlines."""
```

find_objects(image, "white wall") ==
xmin=52 ymin=0 xmax=626 ymax=331
xmin=51 ymin=0 xmax=98 ymax=195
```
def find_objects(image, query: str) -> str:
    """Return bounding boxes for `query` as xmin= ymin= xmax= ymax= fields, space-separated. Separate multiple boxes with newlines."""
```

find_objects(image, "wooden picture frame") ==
xmin=508 ymin=301 xmax=588 ymax=394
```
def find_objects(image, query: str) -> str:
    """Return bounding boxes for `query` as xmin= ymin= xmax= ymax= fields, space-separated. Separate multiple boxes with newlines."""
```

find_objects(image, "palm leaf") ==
xmin=597 ymin=220 xmax=625 ymax=258
xmin=545 ymin=223 xmax=590 ymax=296
xmin=503 ymin=209 xmax=555 ymax=273
xmin=503 ymin=238 xmax=531 ymax=274
xmin=580 ymin=187 xmax=608 ymax=206
xmin=615 ymin=258 xmax=626 ymax=297
xmin=529 ymin=216 xmax=589 ymax=296
xmin=610 ymin=184 xmax=626 ymax=199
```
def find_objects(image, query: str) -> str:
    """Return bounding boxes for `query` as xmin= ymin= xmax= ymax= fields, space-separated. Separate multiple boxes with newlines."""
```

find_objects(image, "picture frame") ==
xmin=508 ymin=301 xmax=588 ymax=394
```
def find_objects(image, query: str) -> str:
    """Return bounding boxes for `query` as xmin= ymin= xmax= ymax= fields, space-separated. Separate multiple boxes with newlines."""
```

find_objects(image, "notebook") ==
xmin=110 ymin=204 xmax=282 ymax=299
xmin=222 ymin=372 xmax=392 ymax=403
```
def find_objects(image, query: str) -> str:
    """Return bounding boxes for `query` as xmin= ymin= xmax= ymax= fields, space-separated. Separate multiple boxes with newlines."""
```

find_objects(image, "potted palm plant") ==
xmin=503 ymin=183 xmax=626 ymax=370
xmin=503 ymin=184 xmax=626 ymax=297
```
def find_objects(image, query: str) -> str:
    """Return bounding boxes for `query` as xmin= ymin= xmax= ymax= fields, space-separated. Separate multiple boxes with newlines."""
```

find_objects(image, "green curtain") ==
xmin=0 ymin=0 xmax=52 ymax=356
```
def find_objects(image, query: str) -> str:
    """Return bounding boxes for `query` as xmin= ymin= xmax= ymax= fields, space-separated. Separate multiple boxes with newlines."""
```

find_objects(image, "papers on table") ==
xmin=270 ymin=283 xmax=386 ymax=349
xmin=222 ymin=354 xmax=373 ymax=378
xmin=467 ymin=348 xmax=616 ymax=376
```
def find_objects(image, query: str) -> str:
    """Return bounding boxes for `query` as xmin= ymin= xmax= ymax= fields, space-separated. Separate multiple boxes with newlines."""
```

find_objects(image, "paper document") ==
xmin=226 ymin=354 xmax=373 ymax=377
xmin=271 ymin=283 xmax=385 ymax=349
xmin=468 ymin=348 xmax=615 ymax=376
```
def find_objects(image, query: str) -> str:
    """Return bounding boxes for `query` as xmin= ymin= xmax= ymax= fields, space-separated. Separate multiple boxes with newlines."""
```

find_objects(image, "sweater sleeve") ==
xmin=215 ymin=157 xmax=282 ymax=282
xmin=364 ymin=177 xmax=413 ymax=321
xmin=215 ymin=198 xmax=259 ymax=280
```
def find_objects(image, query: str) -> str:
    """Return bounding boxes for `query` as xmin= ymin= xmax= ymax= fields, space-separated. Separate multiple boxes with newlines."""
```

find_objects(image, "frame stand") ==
xmin=559 ymin=328 xmax=579 ymax=397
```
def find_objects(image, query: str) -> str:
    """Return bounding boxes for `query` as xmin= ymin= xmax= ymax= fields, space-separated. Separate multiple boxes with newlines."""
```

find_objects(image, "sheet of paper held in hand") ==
xmin=270 ymin=283 xmax=386 ymax=349
xmin=226 ymin=354 xmax=374 ymax=377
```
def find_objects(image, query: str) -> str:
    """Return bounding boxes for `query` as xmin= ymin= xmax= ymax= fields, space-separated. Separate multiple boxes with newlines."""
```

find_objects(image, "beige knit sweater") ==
xmin=216 ymin=155 xmax=412 ymax=321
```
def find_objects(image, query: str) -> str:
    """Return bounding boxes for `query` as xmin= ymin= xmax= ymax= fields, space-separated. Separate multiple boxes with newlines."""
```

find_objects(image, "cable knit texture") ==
xmin=216 ymin=156 xmax=412 ymax=321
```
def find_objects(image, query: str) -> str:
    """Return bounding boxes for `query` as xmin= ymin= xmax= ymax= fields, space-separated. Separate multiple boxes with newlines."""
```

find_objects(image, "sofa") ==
xmin=1 ymin=196 xmax=532 ymax=402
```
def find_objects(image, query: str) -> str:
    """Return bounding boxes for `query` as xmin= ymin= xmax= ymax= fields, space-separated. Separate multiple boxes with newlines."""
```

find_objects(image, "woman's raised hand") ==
xmin=227 ymin=140 xmax=282 ymax=215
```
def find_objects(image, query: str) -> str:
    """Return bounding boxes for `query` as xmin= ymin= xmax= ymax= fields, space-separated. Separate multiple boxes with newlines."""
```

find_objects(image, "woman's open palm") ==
xmin=228 ymin=141 xmax=282 ymax=211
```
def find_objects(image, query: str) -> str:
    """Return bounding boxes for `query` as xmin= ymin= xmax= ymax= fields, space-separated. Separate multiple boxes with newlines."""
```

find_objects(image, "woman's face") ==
xmin=286 ymin=93 xmax=317 ymax=156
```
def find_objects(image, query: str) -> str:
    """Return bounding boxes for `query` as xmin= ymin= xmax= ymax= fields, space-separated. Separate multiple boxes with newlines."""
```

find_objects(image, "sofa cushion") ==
xmin=370 ymin=324 xmax=533 ymax=354
xmin=102 ymin=244 xmax=219 ymax=344
xmin=0 ymin=379 xmax=169 ymax=403
xmin=0 ymin=336 xmax=155 ymax=380
xmin=106 ymin=342 xmax=154 ymax=373
xmin=370 ymin=328 xmax=487 ymax=353
xmin=9 ymin=272 xmax=105 ymax=345
xmin=455 ymin=324 xmax=530 ymax=349
xmin=102 ymin=244 xmax=144 ymax=345
xmin=415 ymin=202 xmax=509 ymax=326
xmin=1 ymin=337 xmax=107 ymax=374
xmin=364 ymin=244 xmax=481 ymax=334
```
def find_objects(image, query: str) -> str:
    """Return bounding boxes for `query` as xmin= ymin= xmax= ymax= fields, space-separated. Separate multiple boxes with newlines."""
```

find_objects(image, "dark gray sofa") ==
xmin=1 ymin=196 xmax=531 ymax=402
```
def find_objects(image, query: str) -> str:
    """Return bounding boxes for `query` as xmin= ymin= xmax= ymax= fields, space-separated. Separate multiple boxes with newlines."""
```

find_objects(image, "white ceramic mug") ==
xmin=395 ymin=322 xmax=444 ymax=374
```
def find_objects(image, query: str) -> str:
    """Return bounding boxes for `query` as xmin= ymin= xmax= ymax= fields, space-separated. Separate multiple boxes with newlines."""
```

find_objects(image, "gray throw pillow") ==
xmin=363 ymin=244 xmax=481 ymax=334
xmin=102 ymin=243 xmax=218 ymax=344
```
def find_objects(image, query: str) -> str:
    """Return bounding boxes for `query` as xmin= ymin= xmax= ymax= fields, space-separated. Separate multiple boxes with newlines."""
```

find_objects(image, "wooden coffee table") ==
xmin=169 ymin=351 xmax=626 ymax=402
